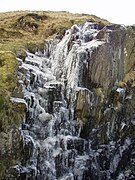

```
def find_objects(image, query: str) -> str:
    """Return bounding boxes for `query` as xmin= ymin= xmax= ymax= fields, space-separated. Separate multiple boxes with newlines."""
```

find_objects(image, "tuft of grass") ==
xmin=0 ymin=51 xmax=18 ymax=91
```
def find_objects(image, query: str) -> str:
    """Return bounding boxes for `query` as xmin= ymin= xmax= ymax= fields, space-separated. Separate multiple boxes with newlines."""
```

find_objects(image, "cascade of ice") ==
xmin=9 ymin=22 xmax=134 ymax=180
xmin=10 ymin=22 xmax=100 ymax=179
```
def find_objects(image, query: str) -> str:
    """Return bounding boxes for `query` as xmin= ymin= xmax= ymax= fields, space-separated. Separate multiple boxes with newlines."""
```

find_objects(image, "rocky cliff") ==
xmin=1 ymin=19 xmax=135 ymax=179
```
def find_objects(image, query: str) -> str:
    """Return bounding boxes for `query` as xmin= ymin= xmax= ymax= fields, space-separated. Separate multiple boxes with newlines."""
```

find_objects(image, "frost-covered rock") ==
xmin=5 ymin=21 xmax=135 ymax=180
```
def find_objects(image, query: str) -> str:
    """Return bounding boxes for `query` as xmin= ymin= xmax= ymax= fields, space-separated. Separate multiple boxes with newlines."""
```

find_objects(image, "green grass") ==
xmin=0 ymin=51 xmax=18 ymax=91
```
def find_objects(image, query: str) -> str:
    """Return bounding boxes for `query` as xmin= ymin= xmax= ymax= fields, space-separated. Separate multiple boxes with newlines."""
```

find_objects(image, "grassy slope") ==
xmin=0 ymin=11 xmax=110 ymax=53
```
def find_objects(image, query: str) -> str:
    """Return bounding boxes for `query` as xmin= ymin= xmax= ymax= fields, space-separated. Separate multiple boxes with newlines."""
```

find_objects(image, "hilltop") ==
xmin=0 ymin=11 xmax=110 ymax=54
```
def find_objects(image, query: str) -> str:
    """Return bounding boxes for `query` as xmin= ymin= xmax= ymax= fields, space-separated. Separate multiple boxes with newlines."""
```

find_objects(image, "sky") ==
xmin=0 ymin=0 xmax=135 ymax=25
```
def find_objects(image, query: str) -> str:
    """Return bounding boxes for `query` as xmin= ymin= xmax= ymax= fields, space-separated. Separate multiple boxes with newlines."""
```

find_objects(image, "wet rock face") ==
xmin=3 ymin=22 xmax=135 ymax=179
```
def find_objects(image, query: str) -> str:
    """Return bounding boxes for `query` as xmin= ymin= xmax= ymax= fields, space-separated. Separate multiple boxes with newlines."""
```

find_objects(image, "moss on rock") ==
xmin=0 ymin=51 xmax=25 ymax=179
